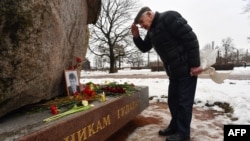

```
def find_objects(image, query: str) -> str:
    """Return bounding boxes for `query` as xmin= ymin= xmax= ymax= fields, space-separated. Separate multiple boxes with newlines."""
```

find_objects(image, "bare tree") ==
xmin=126 ymin=50 xmax=145 ymax=67
xmin=114 ymin=43 xmax=125 ymax=69
xmin=93 ymin=55 xmax=108 ymax=70
xmin=221 ymin=37 xmax=235 ymax=63
xmin=88 ymin=0 xmax=139 ymax=73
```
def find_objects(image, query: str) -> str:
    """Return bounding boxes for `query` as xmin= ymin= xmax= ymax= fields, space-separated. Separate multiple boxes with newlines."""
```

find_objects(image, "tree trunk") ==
xmin=109 ymin=49 xmax=116 ymax=73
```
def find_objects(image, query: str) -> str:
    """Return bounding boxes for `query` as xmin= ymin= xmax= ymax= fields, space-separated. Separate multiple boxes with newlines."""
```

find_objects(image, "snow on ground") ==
xmin=80 ymin=67 xmax=250 ymax=141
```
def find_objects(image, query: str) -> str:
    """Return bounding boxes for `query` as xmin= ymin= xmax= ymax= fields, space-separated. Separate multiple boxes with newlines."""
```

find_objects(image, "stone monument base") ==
xmin=0 ymin=86 xmax=148 ymax=141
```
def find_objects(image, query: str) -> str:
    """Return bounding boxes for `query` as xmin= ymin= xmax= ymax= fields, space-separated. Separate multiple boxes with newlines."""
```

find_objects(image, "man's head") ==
xmin=134 ymin=6 xmax=154 ymax=30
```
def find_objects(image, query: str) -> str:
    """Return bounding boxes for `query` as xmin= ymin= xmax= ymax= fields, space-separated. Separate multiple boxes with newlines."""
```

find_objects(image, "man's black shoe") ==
xmin=166 ymin=133 xmax=190 ymax=141
xmin=158 ymin=127 xmax=176 ymax=136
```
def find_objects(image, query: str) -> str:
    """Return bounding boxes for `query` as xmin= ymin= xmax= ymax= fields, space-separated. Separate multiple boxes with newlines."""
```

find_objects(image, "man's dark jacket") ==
xmin=133 ymin=11 xmax=200 ymax=78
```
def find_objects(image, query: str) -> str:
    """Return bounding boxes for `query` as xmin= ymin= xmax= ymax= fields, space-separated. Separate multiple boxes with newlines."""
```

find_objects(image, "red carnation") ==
xmin=82 ymin=85 xmax=95 ymax=99
xmin=76 ymin=57 xmax=82 ymax=63
xmin=50 ymin=105 xmax=58 ymax=115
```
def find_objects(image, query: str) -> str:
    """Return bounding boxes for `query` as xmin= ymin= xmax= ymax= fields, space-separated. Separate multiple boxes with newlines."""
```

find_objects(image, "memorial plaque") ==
xmin=16 ymin=86 xmax=149 ymax=141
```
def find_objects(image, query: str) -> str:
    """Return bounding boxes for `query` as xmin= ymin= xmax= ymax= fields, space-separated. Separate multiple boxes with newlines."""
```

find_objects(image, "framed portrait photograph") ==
xmin=64 ymin=70 xmax=81 ymax=96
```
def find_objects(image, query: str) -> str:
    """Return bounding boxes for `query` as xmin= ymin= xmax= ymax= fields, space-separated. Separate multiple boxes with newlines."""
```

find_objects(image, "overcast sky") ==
xmin=138 ymin=0 xmax=250 ymax=50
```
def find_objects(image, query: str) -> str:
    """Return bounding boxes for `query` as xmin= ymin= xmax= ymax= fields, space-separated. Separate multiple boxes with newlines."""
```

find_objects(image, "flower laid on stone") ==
xmin=81 ymin=82 xmax=97 ymax=100
xmin=70 ymin=81 xmax=137 ymax=102
xmin=99 ymin=82 xmax=136 ymax=96
xmin=50 ymin=104 xmax=58 ymax=115
xmin=44 ymin=101 xmax=93 ymax=122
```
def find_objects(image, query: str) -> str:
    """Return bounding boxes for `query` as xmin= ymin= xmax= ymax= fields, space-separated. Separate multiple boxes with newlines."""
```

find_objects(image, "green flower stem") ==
xmin=43 ymin=104 xmax=92 ymax=122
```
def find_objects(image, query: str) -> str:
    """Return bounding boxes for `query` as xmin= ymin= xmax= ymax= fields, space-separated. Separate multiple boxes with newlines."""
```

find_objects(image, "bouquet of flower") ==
xmin=43 ymin=81 xmax=137 ymax=122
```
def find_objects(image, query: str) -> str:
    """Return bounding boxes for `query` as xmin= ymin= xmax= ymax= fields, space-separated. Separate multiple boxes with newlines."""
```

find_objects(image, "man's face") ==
xmin=70 ymin=78 xmax=77 ymax=87
xmin=138 ymin=11 xmax=153 ymax=30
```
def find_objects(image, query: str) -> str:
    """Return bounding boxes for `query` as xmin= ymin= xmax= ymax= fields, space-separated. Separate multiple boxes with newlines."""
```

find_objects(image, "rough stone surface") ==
xmin=0 ymin=0 xmax=101 ymax=118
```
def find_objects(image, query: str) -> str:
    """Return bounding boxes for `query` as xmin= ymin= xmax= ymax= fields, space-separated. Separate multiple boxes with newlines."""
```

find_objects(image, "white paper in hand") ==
xmin=200 ymin=48 xmax=231 ymax=84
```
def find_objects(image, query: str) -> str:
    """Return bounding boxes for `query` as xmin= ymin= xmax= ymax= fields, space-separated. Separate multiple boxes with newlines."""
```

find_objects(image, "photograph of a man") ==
xmin=65 ymin=71 xmax=81 ymax=95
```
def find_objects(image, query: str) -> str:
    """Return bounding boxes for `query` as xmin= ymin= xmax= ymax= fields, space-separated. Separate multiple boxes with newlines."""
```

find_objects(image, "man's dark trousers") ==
xmin=167 ymin=76 xmax=198 ymax=136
